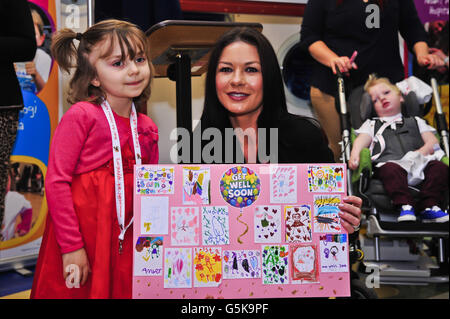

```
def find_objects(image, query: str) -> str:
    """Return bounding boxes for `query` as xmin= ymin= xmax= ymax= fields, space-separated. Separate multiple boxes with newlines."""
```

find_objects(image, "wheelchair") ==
xmin=336 ymin=73 xmax=449 ymax=287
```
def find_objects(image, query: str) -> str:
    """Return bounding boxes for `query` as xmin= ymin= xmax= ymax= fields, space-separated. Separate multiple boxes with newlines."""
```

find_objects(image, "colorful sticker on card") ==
xmin=313 ymin=195 xmax=342 ymax=233
xmin=136 ymin=166 xmax=174 ymax=195
xmin=201 ymin=206 xmax=230 ymax=245
xmin=164 ymin=247 xmax=192 ymax=288
xmin=193 ymin=247 xmax=222 ymax=287
xmin=220 ymin=166 xmax=260 ymax=209
xmin=270 ymin=165 xmax=297 ymax=203
xmin=183 ymin=166 xmax=211 ymax=205
xmin=307 ymin=165 xmax=345 ymax=192
xmin=254 ymin=205 xmax=282 ymax=243
xmin=262 ymin=245 xmax=289 ymax=285
xmin=319 ymin=234 xmax=348 ymax=273
xmin=223 ymin=250 xmax=261 ymax=279
xmin=290 ymin=244 xmax=319 ymax=283
xmin=134 ymin=236 xmax=163 ymax=276
xmin=170 ymin=207 xmax=200 ymax=246
xmin=285 ymin=205 xmax=312 ymax=243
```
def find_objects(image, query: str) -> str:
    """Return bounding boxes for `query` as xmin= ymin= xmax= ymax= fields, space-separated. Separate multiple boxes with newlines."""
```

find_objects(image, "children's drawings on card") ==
xmin=164 ymin=247 xmax=192 ymax=288
xmin=254 ymin=206 xmax=281 ymax=243
xmin=319 ymin=234 xmax=349 ymax=273
xmin=183 ymin=167 xmax=211 ymax=205
xmin=134 ymin=237 xmax=163 ymax=276
xmin=262 ymin=245 xmax=289 ymax=285
xmin=285 ymin=205 xmax=312 ymax=243
xmin=201 ymin=206 xmax=230 ymax=245
xmin=308 ymin=165 xmax=345 ymax=192
xmin=171 ymin=207 xmax=200 ymax=246
xmin=290 ymin=244 xmax=319 ymax=283
xmin=193 ymin=247 xmax=222 ymax=287
xmin=313 ymin=195 xmax=342 ymax=233
xmin=223 ymin=250 xmax=261 ymax=279
xmin=270 ymin=166 xmax=297 ymax=203
xmin=141 ymin=196 xmax=169 ymax=234
xmin=133 ymin=164 xmax=351 ymax=299
xmin=136 ymin=166 xmax=174 ymax=195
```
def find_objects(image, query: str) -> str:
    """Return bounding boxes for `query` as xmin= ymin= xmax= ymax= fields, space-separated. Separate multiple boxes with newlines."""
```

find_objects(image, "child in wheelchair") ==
xmin=349 ymin=74 xmax=449 ymax=223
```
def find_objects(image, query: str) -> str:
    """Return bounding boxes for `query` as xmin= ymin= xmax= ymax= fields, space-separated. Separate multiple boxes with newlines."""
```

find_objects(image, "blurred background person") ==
xmin=0 ymin=0 xmax=36 ymax=227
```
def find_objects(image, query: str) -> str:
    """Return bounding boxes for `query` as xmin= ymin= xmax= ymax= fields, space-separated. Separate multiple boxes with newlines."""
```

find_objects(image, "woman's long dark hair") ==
xmin=199 ymin=27 xmax=288 ymax=133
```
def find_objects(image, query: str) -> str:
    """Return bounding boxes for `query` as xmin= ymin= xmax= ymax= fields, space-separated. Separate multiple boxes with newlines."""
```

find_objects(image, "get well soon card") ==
xmin=132 ymin=164 xmax=350 ymax=298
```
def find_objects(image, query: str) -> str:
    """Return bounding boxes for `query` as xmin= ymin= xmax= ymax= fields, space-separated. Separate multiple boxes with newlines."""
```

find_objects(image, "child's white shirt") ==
xmin=355 ymin=113 xmax=436 ymax=138
xmin=354 ymin=113 xmax=444 ymax=186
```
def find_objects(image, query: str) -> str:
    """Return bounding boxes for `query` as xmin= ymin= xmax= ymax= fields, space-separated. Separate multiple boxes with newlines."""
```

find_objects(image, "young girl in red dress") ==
xmin=31 ymin=19 xmax=159 ymax=299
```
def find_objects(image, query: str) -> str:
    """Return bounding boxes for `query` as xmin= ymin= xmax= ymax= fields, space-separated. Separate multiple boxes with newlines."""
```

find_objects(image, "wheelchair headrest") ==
xmin=347 ymin=85 xmax=423 ymax=129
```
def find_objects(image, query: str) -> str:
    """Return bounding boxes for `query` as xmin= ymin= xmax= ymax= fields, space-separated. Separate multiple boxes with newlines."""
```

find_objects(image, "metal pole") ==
xmin=431 ymin=78 xmax=449 ymax=157
xmin=174 ymin=53 xmax=192 ymax=134
xmin=337 ymin=73 xmax=353 ymax=196
xmin=438 ymin=238 xmax=445 ymax=264
xmin=87 ymin=0 xmax=95 ymax=27
xmin=374 ymin=236 xmax=381 ymax=261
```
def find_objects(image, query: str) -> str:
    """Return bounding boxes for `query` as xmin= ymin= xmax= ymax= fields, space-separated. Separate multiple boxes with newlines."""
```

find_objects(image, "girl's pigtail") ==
xmin=50 ymin=28 xmax=79 ymax=73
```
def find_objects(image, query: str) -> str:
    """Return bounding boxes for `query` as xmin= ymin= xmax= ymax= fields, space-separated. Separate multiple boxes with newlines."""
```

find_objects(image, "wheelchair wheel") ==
xmin=350 ymin=279 xmax=378 ymax=299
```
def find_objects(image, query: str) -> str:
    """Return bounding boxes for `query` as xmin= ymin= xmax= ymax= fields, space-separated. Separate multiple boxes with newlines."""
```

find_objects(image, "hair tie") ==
xmin=75 ymin=32 xmax=83 ymax=41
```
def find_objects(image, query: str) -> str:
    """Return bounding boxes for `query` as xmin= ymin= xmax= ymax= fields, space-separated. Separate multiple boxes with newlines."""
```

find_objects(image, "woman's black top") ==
xmin=188 ymin=112 xmax=335 ymax=164
xmin=300 ymin=0 xmax=427 ymax=96
xmin=0 ymin=0 xmax=36 ymax=108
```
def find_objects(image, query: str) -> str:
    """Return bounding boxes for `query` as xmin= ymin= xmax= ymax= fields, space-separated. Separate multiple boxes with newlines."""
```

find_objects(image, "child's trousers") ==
xmin=375 ymin=160 xmax=448 ymax=212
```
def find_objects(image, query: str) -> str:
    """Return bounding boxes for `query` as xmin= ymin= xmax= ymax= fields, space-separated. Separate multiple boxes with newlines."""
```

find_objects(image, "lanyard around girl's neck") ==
xmin=101 ymin=100 xmax=142 ymax=254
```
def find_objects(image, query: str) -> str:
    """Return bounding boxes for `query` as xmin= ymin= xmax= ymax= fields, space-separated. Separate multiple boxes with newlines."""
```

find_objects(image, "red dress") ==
xmin=31 ymin=143 xmax=143 ymax=299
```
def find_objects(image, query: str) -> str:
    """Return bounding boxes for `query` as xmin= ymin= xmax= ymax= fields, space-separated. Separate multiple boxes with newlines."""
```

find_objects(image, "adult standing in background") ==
xmin=0 ymin=0 xmax=37 ymax=226
xmin=300 ymin=0 xmax=444 ymax=162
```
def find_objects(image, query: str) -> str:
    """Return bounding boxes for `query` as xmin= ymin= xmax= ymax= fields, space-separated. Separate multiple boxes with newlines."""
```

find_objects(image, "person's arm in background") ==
xmin=399 ymin=0 xmax=444 ymax=69
xmin=0 ymin=0 xmax=36 ymax=62
xmin=414 ymin=42 xmax=444 ymax=69
xmin=25 ymin=61 xmax=46 ymax=91
xmin=300 ymin=0 xmax=356 ymax=74
xmin=428 ymin=48 xmax=449 ymax=68
xmin=309 ymin=41 xmax=357 ymax=75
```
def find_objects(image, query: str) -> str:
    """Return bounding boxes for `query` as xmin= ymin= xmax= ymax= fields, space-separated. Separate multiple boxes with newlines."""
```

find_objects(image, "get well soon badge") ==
xmin=220 ymin=166 xmax=260 ymax=208
xmin=220 ymin=166 xmax=261 ymax=243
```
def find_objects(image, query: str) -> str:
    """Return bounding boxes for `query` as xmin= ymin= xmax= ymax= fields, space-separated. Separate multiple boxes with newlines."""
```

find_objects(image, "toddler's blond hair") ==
xmin=364 ymin=74 xmax=402 ymax=96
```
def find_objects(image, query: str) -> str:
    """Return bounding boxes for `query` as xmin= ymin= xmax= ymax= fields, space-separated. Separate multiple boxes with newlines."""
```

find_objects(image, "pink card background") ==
xmin=132 ymin=164 xmax=350 ymax=299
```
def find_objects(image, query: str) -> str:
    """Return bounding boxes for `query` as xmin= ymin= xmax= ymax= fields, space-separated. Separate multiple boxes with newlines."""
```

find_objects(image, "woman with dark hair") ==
xmin=191 ymin=27 xmax=362 ymax=234
xmin=198 ymin=27 xmax=335 ymax=164
xmin=300 ymin=0 xmax=445 ymax=162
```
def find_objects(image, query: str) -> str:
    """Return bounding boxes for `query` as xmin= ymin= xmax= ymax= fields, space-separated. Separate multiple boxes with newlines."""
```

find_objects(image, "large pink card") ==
xmin=132 ymin=164 xmax=350 ymax=298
